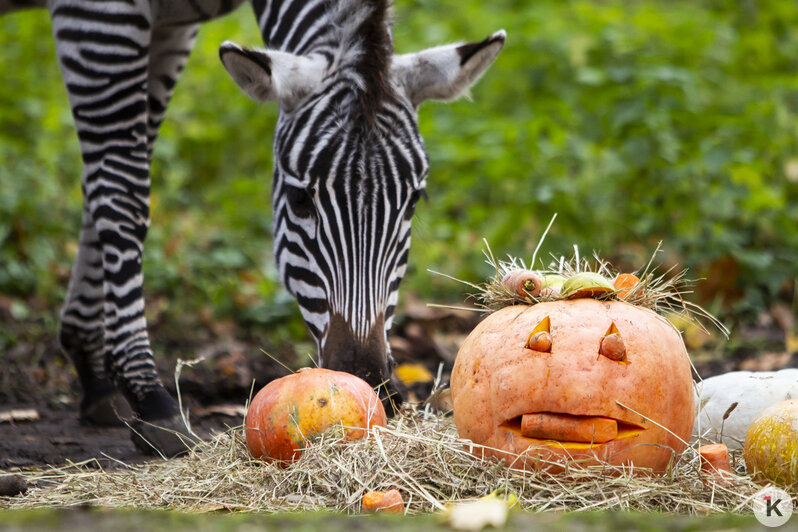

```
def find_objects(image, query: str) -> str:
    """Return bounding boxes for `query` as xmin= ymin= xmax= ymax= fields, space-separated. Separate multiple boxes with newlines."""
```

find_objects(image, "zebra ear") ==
xmin=219 ymin=41 xmax=325 ymax=106
xmin=392 ymin=30 xmax=506 ymax=107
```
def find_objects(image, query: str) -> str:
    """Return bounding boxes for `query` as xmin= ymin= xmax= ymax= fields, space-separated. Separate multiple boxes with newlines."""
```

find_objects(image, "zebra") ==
xmin=1 ymin=0 xmax=505 ymax=456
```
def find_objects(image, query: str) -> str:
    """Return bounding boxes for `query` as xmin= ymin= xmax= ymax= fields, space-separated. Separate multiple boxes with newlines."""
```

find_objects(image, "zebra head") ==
xmin=219 ymin=1 xmax=504 ymax=404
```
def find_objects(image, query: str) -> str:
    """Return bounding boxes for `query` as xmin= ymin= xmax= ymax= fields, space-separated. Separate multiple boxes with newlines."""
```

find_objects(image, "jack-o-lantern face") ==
xmin=451 ymin=299 xmax=694 ymax=473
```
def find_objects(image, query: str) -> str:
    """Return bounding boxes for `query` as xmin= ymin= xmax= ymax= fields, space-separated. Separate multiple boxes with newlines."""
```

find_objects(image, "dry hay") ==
xmin=1 ymin=408 xmax=764 ymax=514
xmin=430 ymin=215 xmax=729 ymax=339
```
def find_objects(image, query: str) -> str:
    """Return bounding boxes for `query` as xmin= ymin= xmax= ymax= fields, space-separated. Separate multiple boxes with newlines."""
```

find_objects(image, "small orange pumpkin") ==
xmin=451 ymin=300 xmax=693 ymax=473
xmin=362 ymin=489 xmax=404 ymax=513
xmin=245 ymin=368 xmax=387 ymax=463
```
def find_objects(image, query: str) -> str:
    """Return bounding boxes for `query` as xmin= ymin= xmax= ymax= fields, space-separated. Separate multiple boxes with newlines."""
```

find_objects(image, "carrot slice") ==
xmin=521 ymin=413 xmax=618 ymax=443
xmin=614 ymin=273 xmax=640 ymax=299
xmin=699 ymin=443 xmax=731 ymax=475
xmin=501 ymin=270 xmax=543 ymax=298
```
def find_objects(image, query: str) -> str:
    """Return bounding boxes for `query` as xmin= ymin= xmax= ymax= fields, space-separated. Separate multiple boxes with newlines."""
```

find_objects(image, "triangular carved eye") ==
xmin=599 ymin=322 xmax=628 ymax=363
xmin=525 ymin=316 xmax=551 ymax=353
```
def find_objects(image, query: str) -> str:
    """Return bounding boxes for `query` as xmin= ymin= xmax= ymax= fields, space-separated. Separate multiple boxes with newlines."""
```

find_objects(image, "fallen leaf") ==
xmin=193 ymin=404 xmax=247 ymax=418
xmin=0 ymin=409 xmax=40 ymax=424
xmin=440 ymin=490 xmax=517 ymax=531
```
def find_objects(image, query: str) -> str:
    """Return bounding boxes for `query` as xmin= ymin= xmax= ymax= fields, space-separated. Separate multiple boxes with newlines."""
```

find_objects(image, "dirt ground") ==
xmin=0 ymin=401 xmax=243 ymax=471
xmin=0 ymin=331 xmax=280 ymax=472
xmin=0 ymin=302 xmax=476 ymax=472
xmin=2 ymin=402 xmax=146 ymax=470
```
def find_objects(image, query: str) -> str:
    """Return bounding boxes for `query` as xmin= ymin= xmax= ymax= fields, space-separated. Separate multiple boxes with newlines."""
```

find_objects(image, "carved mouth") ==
xmin=500 ymin=412 xmax=646 ymax=449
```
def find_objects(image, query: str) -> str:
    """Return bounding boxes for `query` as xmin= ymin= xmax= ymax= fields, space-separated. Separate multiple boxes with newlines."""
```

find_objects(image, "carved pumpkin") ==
xmin=451 ymin=299 xmax=694 ymax=473
xmin=245 ymin=367 xmax=386 ymax=463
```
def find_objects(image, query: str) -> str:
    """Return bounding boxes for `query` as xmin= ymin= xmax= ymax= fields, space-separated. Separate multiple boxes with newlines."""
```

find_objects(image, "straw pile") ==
xmin=1 ymin=408 xmax=763 ymax=514
xmin=434 ymin=242 xmax=728 ymax=338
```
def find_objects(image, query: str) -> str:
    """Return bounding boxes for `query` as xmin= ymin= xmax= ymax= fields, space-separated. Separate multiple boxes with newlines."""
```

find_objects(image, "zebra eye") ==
xmin=403 ymin=189 xmax=424 ymax=221
xmin=286 ymin=185 xmax=315 ymax=219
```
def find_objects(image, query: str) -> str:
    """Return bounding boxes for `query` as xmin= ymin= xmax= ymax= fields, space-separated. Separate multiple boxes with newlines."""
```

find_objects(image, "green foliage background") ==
xmin=1 ymin=0 xmax=797 ymax=352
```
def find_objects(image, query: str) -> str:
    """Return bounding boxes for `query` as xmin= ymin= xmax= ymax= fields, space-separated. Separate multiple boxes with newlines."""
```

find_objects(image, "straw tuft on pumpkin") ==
xmin=430 ymin=216 xmax=728 ymax=338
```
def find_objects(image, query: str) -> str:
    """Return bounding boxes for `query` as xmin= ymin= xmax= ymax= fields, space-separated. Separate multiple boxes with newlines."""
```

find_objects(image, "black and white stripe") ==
xmin=2 ymin=0 xmax=504 ymax=450
xmin=271 ymin=77 xmax=429 ymax=349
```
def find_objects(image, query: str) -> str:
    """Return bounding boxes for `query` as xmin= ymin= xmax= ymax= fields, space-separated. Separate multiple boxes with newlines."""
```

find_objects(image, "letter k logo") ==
xmin=754 ymin=488 xmax=793 ymax=527
xmin=765 ymin=496 xmax=783 ymax=517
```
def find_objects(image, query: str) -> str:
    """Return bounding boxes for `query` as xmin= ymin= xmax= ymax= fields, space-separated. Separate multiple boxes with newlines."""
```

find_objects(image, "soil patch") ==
xmin=0 ymin=401 xmax=241 ymax=471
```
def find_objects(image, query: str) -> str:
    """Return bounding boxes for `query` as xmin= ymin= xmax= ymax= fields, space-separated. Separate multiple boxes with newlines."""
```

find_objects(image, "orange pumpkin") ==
xmin=362 ymin=489 xmax=405 ymax=513
xmin=245 ymin=367 xmax=387 ymax=463
xmin=451 ymin=300 xmax=693 ymax=473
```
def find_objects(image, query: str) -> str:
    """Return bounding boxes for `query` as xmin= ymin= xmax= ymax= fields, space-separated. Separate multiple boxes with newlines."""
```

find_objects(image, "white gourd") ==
xmin=693 ymin=369 xmax=798 ymax=449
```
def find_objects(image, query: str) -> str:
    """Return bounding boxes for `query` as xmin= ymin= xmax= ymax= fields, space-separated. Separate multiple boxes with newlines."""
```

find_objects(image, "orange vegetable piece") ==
xmin=699 ymin=443 xmax=731 ymax=476
xmin=362 ymin=489 xmax=404 ymax=513
xmin=614 ymin=273 xmax=640 ymax=299
xmin=521 ymin=413 xmax=618 ymax=443
xmin=599 ymin=333 xmax=626 ymax=362
xmin=501 ymin=270 xmax=543 ymax=298
xmin=525 ymin=331 xmax=552 ymax=352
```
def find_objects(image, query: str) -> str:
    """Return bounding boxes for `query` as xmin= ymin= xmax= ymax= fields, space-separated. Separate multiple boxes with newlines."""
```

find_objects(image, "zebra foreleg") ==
xmin=122 ymin=23 xmax=205 ymax=456
xmin=51 ymin=0 xmax=193 ymax=456
xmin=59 ymin=207 xmax=133 ymax=426
xmin=144 ymin=24 xmax=198 ymax=153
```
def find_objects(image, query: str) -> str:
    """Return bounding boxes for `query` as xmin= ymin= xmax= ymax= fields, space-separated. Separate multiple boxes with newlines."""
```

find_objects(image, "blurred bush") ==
xmin=1 ymin=0 xmax=796 ymax=351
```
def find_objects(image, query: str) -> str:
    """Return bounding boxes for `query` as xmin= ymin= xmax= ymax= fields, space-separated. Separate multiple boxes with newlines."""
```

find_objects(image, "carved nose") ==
xmin=322 ymin=313 xmax=388 ymax=390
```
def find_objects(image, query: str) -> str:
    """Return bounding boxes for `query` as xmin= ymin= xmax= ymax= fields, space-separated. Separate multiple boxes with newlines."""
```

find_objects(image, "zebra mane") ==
xmin=255 ymin=0 xmax=395 ymax=125
xmin=328 ymin=0 xmax=394 ymax=126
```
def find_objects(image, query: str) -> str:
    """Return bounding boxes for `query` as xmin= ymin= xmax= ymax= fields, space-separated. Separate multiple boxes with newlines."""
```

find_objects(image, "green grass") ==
xmin=1 ymin=0 xmax=797 ymax=354
xmin=0 ymin=509 xmax=766 ymax=532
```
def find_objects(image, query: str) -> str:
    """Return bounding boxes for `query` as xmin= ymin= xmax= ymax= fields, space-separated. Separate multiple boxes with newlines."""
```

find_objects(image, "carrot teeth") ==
xmin=520 ymin=413 xmax=618 ymax=443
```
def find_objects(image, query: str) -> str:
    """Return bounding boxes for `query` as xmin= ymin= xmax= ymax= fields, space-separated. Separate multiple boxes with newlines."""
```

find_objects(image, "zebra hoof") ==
xmin=0 ymin=474 xmax=28 ymax=497
xmin=129 ymin=416 xmax=198 ymax=457
xmin=80 ymin=391 xmax=134 ymax=427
